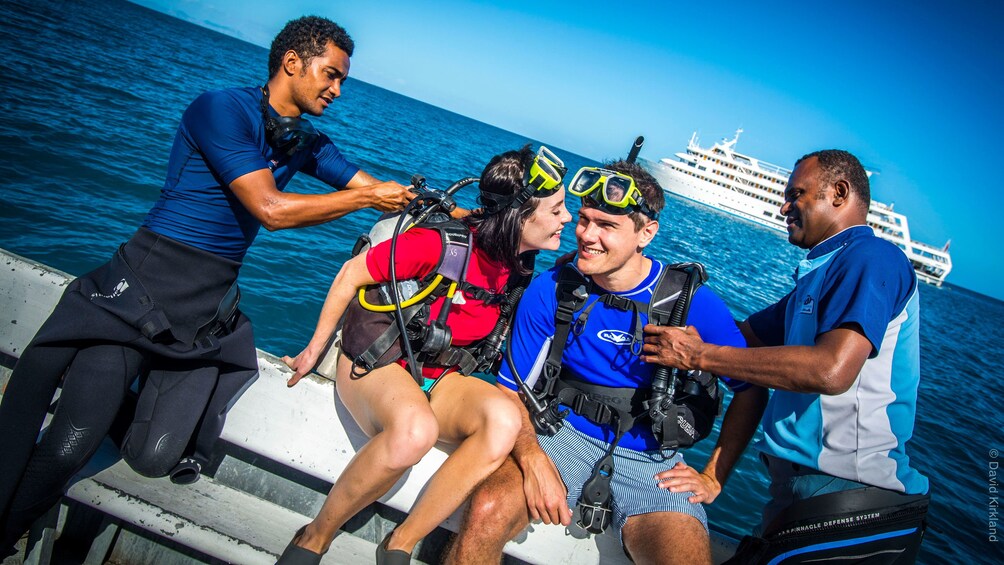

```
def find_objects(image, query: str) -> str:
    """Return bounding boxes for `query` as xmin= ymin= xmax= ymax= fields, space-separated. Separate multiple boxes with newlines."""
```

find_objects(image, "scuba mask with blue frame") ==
xmin=259 ymin=85 xmax=319 ymax=156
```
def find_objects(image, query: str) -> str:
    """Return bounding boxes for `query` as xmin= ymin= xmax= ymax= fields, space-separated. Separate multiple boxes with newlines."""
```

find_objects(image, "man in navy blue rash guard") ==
xmin=643 ymin=150 xmax=930 ymax=564
xmin=446 ymin=161 xmax=768 ymax=565
xmin=0 ymin=16 xmax=412 ymax=556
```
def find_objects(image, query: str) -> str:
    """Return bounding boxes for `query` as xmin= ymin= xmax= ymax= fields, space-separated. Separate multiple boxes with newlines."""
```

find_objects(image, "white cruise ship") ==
xmin=647 ymin=130 xmax=953 ymax=286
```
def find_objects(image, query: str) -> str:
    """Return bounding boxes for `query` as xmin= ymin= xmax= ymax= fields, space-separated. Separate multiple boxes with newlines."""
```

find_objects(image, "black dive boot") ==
xmin=1 ymin=526 xmax=26 ymax=561
xmin=376 ymin=530 xmax=412 ymax=565
xmin=1 ymin=544 xmax=17 ymax=561
xmin=276 ymin=525 xmax=323 ymax=565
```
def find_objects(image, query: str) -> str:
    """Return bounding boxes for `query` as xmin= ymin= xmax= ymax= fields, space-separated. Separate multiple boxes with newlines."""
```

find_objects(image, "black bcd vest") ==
xmin=530 ymin=261 xmax=723 ymax=451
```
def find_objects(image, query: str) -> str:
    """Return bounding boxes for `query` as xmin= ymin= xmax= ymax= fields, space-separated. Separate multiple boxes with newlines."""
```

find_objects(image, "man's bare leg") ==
xmin=622 ymin=511 xmax=712 ymax=565
xmin=443 ymin=456 xmax=530 ymax=565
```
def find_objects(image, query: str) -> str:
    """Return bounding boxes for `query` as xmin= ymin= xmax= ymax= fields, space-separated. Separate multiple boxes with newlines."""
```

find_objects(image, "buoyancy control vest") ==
xmin=508 ymin=261 xmax=723 ymax=534
xmin=339 ymin=178 xmax=530 ymax=388
xmin=524 ymin=261 xmax=723 ymax=450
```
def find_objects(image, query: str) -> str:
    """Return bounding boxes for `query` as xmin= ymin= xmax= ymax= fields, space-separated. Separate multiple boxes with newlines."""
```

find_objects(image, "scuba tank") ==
xmin=317 ymin=175 xmax=481 ymax=385
xmin=354 ymin=174 xmax=469 ymax=252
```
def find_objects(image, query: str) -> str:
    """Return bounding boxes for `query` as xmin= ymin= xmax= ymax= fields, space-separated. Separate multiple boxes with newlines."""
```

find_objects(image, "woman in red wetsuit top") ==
xmin=280 ymin=146 xmax=572 ymax=564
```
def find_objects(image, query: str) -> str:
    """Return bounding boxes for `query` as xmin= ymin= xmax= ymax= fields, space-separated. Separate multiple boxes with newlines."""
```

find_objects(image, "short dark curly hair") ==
xmin=795 ymin=149 xmax=870 ymax=210
xmin=268 ymin=16 xmax=354 ymax=78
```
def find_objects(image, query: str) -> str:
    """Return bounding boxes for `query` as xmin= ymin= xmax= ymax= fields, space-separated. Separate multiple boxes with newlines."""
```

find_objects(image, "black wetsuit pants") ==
xmin=0 ymin=229 xmax=258 ymax=552
xmin=725 ymin=485 xmax=930 ymax=564
xmin=0 ymin=344 xmax=145 ymax=547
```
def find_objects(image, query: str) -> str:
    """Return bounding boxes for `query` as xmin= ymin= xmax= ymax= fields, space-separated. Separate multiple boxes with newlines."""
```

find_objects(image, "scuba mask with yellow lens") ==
xmin=481 ymin=146 xmax=567 ymax=214
xmin=568 ymin=167 xmax=659 ymax=221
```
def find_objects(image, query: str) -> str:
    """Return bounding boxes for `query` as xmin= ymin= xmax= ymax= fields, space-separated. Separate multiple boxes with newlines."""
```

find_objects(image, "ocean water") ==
xmin=0 ymin=0 xmax=1001 ymax=562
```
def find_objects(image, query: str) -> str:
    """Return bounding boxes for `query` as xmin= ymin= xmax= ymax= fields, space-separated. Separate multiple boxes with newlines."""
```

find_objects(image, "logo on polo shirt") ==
xmin=800 ymin=295 xmax=814 ymax=315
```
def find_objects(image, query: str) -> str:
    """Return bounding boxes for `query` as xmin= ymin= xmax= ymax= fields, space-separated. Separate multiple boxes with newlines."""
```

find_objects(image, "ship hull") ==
xmin=649 ymin=162 xmax=789 ymax=233
xmin=646 ymin=135 xmax=952 ymax=287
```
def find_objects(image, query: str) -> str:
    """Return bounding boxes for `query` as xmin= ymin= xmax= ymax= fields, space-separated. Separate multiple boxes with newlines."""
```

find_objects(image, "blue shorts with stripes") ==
xmin=537 ymin=421 xmax=708 ymax=539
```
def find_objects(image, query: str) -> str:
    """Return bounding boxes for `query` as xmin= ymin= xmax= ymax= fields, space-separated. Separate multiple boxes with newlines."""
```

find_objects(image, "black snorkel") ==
xmin=626 ymin=135 xmax=644 ymax=164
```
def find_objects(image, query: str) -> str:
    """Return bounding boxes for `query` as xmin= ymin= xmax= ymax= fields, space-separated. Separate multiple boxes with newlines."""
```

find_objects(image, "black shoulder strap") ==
xmin=469 ymin=252 xmax=536 ymax=375
xmin=649 ymin=261 xmax=707 ymax=326
xmin=434 ymin=220 xmax=509 ymax=305
xmin=535 ymin=265 xmax=590 ymax=397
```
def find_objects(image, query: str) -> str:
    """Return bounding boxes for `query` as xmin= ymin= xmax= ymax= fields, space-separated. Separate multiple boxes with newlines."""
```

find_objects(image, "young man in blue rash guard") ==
xmin=445 ymin=161 xmax=768 ymax=565
xmin=643 ymin=150 xmax=930 ymax=564
xmin=0 ymin=16 xmax=413 ymax=556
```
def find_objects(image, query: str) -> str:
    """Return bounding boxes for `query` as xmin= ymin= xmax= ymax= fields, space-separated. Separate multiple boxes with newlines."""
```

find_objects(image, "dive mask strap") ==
xmin=479 ymin=190 xmax=515 ymax=215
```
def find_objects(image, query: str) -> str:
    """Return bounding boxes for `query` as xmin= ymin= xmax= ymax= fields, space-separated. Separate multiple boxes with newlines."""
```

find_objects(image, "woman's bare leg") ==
xmin=386 ymin=375 xmax=521 ymax=553
xmin=293 ymin=355 xmax=439 ymax=554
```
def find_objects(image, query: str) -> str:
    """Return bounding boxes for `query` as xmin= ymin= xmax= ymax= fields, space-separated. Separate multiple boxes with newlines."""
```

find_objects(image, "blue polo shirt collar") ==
xmin=792 ymin=225 xmax=871 ymax=281
xmin=806 ymin=225 xmax=872 ymax=260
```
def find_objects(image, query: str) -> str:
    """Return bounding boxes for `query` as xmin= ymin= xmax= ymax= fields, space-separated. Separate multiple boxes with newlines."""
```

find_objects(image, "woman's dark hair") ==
xmin=465 ymin=145 xmax=542 ymax=275
xmin=269 ymin=16 xmax=355 ymax=78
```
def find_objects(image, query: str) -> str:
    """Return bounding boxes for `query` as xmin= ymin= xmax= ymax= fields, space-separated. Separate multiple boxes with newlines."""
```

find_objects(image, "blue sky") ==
xmin=132 ymin=0 xmax=1003 ymax=300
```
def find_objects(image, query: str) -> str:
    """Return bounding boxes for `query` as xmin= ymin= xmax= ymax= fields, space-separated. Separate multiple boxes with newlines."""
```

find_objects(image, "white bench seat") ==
xmin=0 ymin=247 xmax=736 ymax=564
xmin=67 ymin=460 xmax=377 ymax=564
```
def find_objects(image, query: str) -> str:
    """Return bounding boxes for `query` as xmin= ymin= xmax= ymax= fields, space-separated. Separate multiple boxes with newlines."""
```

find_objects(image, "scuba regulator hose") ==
xmin=645 ymin=264 xmax=704 ymax=447
xmin=504 ymin=323 xmax=567 ymax=436
xmin=386 ymin=175 xmax=480 ymax=388
xmin=506 ymin=332 xmax=617 ymax=534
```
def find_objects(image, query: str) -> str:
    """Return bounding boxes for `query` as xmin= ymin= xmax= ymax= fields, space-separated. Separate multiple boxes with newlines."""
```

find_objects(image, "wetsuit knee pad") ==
xmin=121 ymin=367 xmax=217 ymax=477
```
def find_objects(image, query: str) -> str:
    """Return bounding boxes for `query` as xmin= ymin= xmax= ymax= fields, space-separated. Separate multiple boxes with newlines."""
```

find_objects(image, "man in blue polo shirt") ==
xmin=642 ymin=150 xmax=930 ymax=563
xmin=0 ymin=16 xmax=412 ymax=556
xmin=445 ymin=161 xmax=768 ymax=565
